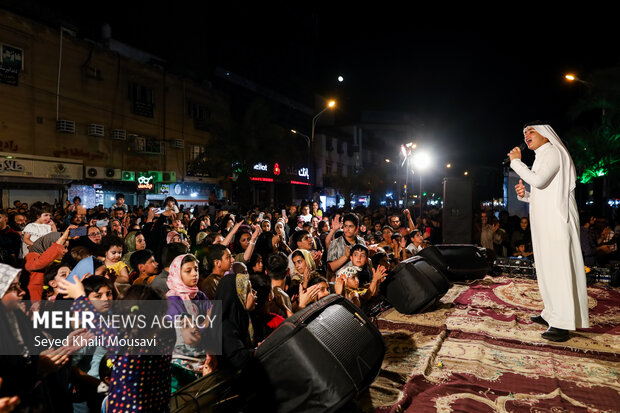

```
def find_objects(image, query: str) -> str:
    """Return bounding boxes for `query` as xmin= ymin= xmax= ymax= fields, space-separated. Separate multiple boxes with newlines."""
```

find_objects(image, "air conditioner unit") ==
xmin=134 ymin=137 xmax=146 ymax=152
xmin=121 ymin=171 xmax=135 ymax=181
xmin=147 ymin=170 xmax=163 ymax=183
xmin=85 ymin=166 xmax=106 ymax=179
xmin=111 ymin=129 xmax=127 ymax=140
xmin=172 ymin=139 xmax=184 ymax=149
xmin=88 ymin=124 xmax=105 ymax=137
xmin=104 ymin=168 xmax=122 ymax=180
xmin=161 ymin=171 xmax=177 ymax=183
xmin=56 ymin=119 xmax=75 ymax=133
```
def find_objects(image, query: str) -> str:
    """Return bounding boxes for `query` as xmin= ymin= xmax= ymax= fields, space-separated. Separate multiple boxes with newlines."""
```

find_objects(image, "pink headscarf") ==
xmin=166 ymin=231 xmax=181 ymax=244
xmin=166 ymin=254 xmax=199 ymax=300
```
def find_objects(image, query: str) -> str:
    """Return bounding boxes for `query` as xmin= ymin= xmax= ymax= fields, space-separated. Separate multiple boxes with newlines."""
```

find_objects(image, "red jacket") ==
xmin=24 ymin=243 xmax=64 ymax=301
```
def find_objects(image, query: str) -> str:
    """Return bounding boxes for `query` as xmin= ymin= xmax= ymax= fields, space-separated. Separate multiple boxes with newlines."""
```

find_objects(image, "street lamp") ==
xmin=290 ymin=129 xmax=310 ymax=148
xmin=564 ymin=73 xmax=590 ymax=86
xmin=311 ymin=99 xmax=336 ymax=145
xmin=307 ymin=100 xmax=335 ymax=196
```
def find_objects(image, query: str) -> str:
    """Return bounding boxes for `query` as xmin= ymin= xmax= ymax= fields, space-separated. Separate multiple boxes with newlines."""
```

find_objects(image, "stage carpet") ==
xmin=359 ymin=275 xmax=620 ymax=412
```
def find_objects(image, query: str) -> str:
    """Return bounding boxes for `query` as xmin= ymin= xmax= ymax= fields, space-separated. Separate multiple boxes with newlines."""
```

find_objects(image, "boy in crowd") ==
xmin=130 ymin=249 xmax=159 ymax=285
xmin=199 ymin=243 xmax=233 ymax=300
xmin=327 ymin=213 xmax=366 ymax=275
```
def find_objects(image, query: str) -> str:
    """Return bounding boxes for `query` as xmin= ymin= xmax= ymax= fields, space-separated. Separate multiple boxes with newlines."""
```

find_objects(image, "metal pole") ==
xmin=419 ymin=173 xmax=423 ymax=220
xmin=404 ymin=157 xmax=409 ymax=207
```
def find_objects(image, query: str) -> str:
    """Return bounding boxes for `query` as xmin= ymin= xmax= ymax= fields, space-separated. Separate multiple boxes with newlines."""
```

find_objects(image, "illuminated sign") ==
xmin=251 ymin=177 xmax=274 ymax=182
xmin=253 ymin=162 xmax=268 ymax=171
xmin=273 ymin=163 xmax=280 ymax=176
xmin=137 ymin=175 xmax=154 ymax=190
xmin=298 ymin=167 xmax=309 ymax=179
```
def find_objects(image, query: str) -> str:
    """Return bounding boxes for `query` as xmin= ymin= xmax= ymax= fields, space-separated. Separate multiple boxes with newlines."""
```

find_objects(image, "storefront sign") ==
xmin=1 ymin=159 xmax=26 ymax=173
xmin=298 ymin=167 xmax=309 ymax=179
xmin=253 ymin=162 xmax=268 ymax=171
xmin=137 ymin=175 xmax=154 ymax=190
xmin=0 ymin=155 xmax=82 ymax=179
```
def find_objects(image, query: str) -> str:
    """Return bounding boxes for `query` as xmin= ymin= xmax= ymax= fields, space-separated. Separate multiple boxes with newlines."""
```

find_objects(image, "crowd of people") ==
xmin=472 ymin=207 xmax=619 ymax=266
xmin=0 ymin=193 xmax=618 ymax=412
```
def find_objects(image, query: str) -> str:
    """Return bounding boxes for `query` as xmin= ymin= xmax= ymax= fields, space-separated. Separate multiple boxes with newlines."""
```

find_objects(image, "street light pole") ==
xmin=310 ymin=100 xmax=336 ymax=145
xmin=291 ymin=129 xmax=311 ymax=197
xmin=308 ymin=100 xmax=335 ymax=200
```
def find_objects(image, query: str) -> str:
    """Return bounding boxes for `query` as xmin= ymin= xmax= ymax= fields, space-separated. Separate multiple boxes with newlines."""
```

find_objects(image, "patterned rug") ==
xmin=359 ymin=275 xmax=620 ymax=412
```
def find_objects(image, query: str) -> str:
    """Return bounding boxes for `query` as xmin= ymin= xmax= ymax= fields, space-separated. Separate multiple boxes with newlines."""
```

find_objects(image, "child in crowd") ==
xmin=129 ymin=249 xmax=159 ymax=285
xmin=122 ymin=231 xmax=147 ymax=272
xmin=335 ymin=266 xmax=363 ymax=307
xmin=21 ymin=202 xmax=56 ymax=258
xmin=307 ymin=275 xmax=331 ymax=303
xmin=70 ymin=276 xmax=116 ymax=412
xmin=25 ymin=225 xmax=76 ymax=300
xmin=101 ymin=235 xmax=129 ymax=284
xmin=288 ymin=248 xmax=318 ymax=290
xmin=59 ymin=277 xmax=176 ymax=412
xmin=335 ymin=246 xmax=387 ymax=308
xmin=247 ymin=252 xmax=264 ymax=275
xmin=43 ymin=261 xmax=71 ymax=301
xmin=166 ymin=253 xmax=216 ymax=391
xmin=199 ymin=244 xmax=233 ymax=300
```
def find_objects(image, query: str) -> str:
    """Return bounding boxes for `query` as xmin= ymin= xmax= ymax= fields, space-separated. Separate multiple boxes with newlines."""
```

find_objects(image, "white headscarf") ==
xmin=0 ymin=264 xmax=21 ymax=298
xmin=523 ymin=124 xmax=576 ymax=223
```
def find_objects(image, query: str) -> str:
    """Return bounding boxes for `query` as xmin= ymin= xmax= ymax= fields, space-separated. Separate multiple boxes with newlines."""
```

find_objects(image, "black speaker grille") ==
xmin=305 ymin=303 xmax=376 ymax=386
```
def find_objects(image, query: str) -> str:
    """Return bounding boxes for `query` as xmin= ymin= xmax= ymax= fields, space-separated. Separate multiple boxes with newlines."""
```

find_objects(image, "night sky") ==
xmin=11 ymin=1 xmax=620 ymax=171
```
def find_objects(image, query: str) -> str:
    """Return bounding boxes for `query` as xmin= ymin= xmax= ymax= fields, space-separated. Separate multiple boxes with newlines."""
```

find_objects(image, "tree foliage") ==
xmin=565 ymin=67 xmax=620 ymax=184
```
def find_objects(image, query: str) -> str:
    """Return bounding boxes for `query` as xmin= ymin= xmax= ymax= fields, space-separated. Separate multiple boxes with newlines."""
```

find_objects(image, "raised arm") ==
xmin=510 ymin=146 xmax=560 ymax=189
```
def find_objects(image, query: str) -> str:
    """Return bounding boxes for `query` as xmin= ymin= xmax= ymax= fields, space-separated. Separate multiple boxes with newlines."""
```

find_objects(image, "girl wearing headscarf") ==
xmin=166 ymin=254 xmax=212 ymax=318
xmin=108 ymin=218 xmax=127 ymax=238
xmin=214 ymin=266 xmax=257 ymax=370
xmin=166 ymin=254 xmax=216 ymax=391
xmin=287 ymin=248 xmax=317 ymax=288
xmin=122 ymin=230 xmax=146 ymax=272
xmin=24 ymin=227 xmax=73 ymax=300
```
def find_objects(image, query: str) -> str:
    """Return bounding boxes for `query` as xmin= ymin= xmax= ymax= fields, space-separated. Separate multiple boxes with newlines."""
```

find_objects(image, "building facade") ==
xmin=0 ymin=9 xmax=227 ymax=208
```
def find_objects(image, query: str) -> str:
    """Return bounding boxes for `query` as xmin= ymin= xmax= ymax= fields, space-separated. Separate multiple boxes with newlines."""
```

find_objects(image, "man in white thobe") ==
xmin=508 ymin=122 xmax=589 ymax=342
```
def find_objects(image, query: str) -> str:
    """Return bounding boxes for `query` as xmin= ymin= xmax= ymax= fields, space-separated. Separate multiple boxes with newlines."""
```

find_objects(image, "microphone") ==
xmin=502 ymin=142 xmax=526 ymax=165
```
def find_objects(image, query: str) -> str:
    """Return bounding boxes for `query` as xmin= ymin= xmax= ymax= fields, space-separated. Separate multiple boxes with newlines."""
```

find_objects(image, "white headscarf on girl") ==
xmin=524 ymin=123 xmax=576 ymax=223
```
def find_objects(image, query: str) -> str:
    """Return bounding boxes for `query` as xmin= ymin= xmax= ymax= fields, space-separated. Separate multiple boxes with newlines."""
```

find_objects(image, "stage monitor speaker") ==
xmin=381 ymin=255 xmax=451 ymax=315
xmin=256 ymin=294 xmax=385 ymax=413
xmin=442 ymin=177 xmax=473 ymax=244
xmin=419 ymin=244 xmax=490 ymax=281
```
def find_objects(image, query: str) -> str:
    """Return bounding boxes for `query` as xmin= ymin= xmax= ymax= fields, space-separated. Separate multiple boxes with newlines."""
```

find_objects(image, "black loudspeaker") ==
xmin=170 ymin=368 xmax=248 ymax=413
xmin=255 ymin=294 xmax=385 ymax=413
xmin=418 ymin=244 xmax=490 ymax=281
xmin=381 ymin=256 xmax=451 ymax=315
xmin=442 ymin=177 xmax=473 ymax=243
